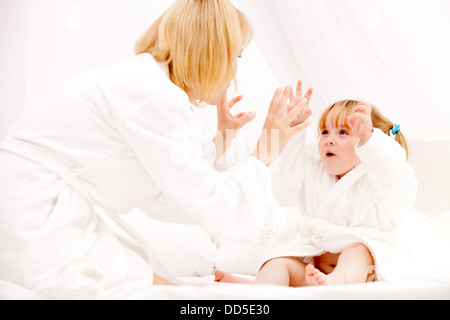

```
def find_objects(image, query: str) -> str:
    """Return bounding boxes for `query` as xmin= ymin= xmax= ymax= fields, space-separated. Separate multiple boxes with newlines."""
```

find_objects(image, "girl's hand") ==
xmin=251 ymin=85 xmax=313 ymax=167
xmin=347 ymin=102 xmax=374 ymax=146
xmin=287 ymin=80 xmax=313 ymax=127
xmin=214 ymin=92 xmax=256 ymax=162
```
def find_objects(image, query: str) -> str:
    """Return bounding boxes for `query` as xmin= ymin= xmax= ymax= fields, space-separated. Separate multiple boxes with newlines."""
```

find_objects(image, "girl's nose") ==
xmin=327 ymin=140 xmax=335 ymax=146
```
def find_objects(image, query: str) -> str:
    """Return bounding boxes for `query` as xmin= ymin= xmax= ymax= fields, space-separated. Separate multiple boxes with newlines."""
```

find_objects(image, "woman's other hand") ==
xmin=251 ymin=84 xmax=313 ymax=167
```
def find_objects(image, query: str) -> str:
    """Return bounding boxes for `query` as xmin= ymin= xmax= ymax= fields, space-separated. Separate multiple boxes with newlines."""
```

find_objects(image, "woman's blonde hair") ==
xmin=318 ymin=100 xmax=409 ymax=159
xmin=135 ymin=0 xmax=252 ymax=105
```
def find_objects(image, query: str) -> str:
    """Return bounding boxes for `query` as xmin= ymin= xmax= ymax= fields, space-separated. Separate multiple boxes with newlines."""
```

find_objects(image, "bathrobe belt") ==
xmin=0 ymin=138 xmax=178 ymax=282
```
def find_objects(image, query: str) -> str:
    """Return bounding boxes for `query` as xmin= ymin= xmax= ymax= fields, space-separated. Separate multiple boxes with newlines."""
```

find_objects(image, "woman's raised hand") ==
xmin=287 ymin=80 xmax=313 ymax=127
xmin=214 ymin=92 xmax=256 ymax=162
xmin=251 ymin=83 xmax=313 ymax=167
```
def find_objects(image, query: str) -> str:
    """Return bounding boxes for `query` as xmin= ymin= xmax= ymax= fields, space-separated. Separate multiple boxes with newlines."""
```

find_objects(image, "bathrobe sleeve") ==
xmin=118 ymin=94 xmax=285 ymax=246
xmin=355 ymin=129 xmax=418 ymax=230
xmin=269 ymin=130 xmax=315 ymax=209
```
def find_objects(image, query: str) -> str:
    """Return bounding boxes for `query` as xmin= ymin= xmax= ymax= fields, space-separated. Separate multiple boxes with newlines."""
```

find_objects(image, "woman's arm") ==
xmin=268 ymin=81 xmax=314 ymax=207
xmin=119 ymin=92 xmax=283 ymax=246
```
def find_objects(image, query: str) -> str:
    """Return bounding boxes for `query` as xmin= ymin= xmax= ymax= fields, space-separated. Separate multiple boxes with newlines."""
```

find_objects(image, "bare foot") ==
xmin=305 ymin=264 xmax=343 ymax=286
xmin=214 ymin=270 xmax=253 ymax=284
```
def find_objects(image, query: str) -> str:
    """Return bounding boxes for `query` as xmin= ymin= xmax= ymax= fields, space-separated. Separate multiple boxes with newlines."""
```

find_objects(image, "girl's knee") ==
xmin=346 ymin=243 xmax=374 ymax=263
xmin=265 ymin=256 xmax=300 ymax=267
xmin=350 ymin=243 xmax=368 ymax=251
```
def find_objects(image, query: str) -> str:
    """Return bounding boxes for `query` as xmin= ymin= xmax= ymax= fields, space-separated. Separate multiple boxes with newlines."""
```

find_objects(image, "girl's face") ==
xmin=318 ymin=115 xmax=361 ymax=179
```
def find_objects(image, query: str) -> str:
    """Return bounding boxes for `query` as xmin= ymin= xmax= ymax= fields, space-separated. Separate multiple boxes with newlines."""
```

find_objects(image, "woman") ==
xmin=0 ymin=0 xmax=310 ymax=297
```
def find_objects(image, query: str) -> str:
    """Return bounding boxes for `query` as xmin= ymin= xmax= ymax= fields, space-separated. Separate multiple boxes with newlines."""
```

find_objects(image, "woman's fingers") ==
xmin=236 ymin=111 xmax=256 ymax=127
xmin=289 ymin=118 xmax=313 ymax=135
xmin=228 ymin=95 xmax=243 ymax=109
xmin=286 ymin=96 xmax=302 ymax=112
xmin=283 ymin=99 xmax=311 ymax=127
xmin=275 ymin=86 xmax=292 ymax=120
xmin=267 ymin=88 xmax=283 ymax=119
xmin=304 ymin=88 xmax=313 ymax=103
xmin=265 ymin=86 xmax=290 ymax=127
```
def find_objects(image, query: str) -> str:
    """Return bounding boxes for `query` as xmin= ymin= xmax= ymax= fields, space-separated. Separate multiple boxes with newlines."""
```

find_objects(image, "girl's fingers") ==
xmin=347 ymin=113 xmax=367 ymax=133
xmin=354 ymin=102 xmax=371 ymax=114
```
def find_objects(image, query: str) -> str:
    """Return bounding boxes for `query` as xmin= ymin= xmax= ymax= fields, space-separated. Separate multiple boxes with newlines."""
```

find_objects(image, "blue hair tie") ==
xmin=391 ymin=124 xmax=401 ymax=136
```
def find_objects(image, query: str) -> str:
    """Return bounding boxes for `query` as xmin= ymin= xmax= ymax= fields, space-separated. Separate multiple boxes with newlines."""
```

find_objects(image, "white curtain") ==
xmin=0 ymin=0 xmax=27 ymax=140
xmin=237 ymin=0 xmax=450 ymax=140
xmin=0 ymin=0 xmax=176 ymax=140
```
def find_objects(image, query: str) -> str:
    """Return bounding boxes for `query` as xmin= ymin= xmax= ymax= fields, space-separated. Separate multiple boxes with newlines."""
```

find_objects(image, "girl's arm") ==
xmin=356 ymin=129 xmax=417 ymax=229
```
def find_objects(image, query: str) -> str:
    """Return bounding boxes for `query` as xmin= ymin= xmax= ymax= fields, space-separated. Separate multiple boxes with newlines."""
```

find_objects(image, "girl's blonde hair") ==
xmin=318 ymin=100 xmax=409 ymax=159
xmin=135 ymin=0 xmax=252 ymax=105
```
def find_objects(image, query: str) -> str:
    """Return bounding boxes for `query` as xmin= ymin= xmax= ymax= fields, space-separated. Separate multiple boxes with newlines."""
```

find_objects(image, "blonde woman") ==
xmin=0 ymin=0 xmax=311 ymax=296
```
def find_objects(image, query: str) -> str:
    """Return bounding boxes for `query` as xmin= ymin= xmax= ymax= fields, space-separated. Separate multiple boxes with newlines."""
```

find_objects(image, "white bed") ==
xmin=99 ymin=138 xmax=450 ymax=301
xmin=102 ymin=274 xmax=450 ymax=300
xmin=1 ymin=140 xmax=449 ymax=301
xmin=93 ymin=213 xmax=450 ymax=301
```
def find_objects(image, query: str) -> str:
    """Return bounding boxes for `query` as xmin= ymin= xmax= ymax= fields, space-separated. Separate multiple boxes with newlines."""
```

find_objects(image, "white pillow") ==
xmin=121 ymin=209 xmax=217 ymax=277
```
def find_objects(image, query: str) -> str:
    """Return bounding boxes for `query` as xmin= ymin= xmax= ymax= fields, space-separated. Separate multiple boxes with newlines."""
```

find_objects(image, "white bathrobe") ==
xmin=0 ymin=53 xmax=285 ymax=298
xmin=261 ymin=128 xmax=448 ymax=280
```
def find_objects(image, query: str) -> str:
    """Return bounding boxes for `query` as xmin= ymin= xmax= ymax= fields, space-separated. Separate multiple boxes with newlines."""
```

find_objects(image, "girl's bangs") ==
xmin=318 ymin=101 xmax=358 ymax=134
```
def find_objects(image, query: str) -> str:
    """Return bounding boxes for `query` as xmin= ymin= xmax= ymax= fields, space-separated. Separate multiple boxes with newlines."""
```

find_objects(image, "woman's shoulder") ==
xmin=60 ymin=54 xmax=191 ymax=116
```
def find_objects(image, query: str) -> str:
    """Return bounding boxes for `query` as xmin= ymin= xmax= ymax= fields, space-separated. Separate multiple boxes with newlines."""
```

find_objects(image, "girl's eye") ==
xmin=339 ymin=129 xmax=349 ymax=135
xmin=321 ymin=130 xmax=329 ymax=135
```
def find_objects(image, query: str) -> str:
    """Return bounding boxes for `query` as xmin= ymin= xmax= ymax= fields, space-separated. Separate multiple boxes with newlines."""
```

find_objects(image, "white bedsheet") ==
xmin=101 ymin=209 xmax=450 ymax=300
xmin=2 ymin=271 xmax=449 ymax=300
xmin=99 ymin=274 xmax=450 ymax=300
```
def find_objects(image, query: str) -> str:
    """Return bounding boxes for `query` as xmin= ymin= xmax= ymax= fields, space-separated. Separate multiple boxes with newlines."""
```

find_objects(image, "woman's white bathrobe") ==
xmin=261 ymin=128 xmax=440 ymax=281
xmin=0 ymin=53 xmax=285 ymax=298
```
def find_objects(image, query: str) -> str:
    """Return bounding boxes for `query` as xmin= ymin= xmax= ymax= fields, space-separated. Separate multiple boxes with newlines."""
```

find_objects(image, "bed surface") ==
xmin=100 ymin=274 xmax=450 ymax=300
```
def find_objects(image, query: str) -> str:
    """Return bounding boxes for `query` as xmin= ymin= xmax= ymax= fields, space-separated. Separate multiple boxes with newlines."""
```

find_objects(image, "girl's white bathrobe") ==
xmin=263 ymin=128 xmax=450 ymax=281
xmin=0 ymin=53 xmax=285 ymax=298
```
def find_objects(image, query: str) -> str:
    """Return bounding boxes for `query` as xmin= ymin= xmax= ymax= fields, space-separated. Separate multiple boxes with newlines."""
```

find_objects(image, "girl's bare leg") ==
xmin=214 ymin=270 xmax=253 ymax=284
xmin=306 ymin=243 xmax=374 ymax=286
xmin=215 ymin=257 xmax=309 ymax=287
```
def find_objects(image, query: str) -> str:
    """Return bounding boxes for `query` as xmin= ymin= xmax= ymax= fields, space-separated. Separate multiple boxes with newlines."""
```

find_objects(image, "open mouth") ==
xmin=326 ymin=152 xmax=336 ymax=158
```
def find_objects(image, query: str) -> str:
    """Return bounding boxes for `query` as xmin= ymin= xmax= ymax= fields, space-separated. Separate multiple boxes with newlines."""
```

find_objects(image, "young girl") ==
xmin=216 ymin=86 xmax=419 ymax=286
